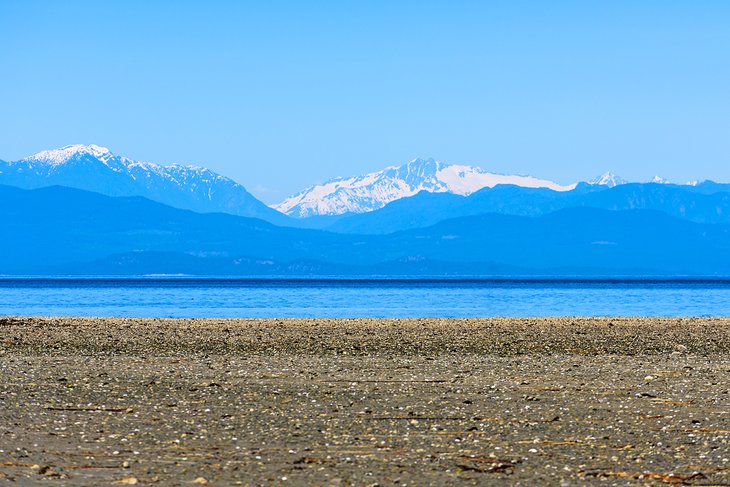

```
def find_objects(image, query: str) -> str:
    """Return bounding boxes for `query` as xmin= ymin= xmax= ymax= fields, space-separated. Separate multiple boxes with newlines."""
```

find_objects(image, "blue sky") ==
xmin=1 ymin=1 xmax=729 ymax=203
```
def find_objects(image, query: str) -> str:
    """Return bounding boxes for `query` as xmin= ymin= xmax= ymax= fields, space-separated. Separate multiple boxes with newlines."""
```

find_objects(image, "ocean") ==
xmin=0 ymin=277 xmax=729 ymax=317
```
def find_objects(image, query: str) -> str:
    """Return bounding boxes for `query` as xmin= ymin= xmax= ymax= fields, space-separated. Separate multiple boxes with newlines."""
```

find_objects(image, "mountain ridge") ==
xmin=0 ymin=144 xmax=290 ymax=224
xmin=2 ymin=145 xmax=722 ymax=228
xmin=273 ymin=157 xmax=579 ymax=217
xmin=326 ymin=181 xmax=730 ymax=234
xmin=2 ymin=184 xmax=730 ymax=277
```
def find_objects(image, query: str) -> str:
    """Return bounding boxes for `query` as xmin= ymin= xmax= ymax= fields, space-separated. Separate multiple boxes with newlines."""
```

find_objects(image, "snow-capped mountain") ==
xmin=0 ymin=144 xmax=288 ymax=223
xmin=649 ymin=175 xmax=671 ymax=184
xmin=588 ymin=172 xmax=628 ymax=188
xmin=274 ymin=157 xmax=577 ymax=217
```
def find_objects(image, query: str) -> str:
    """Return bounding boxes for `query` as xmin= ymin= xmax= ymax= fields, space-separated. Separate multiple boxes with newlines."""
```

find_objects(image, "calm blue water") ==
xmin=0 ymin=278 xmax=729 ymax=317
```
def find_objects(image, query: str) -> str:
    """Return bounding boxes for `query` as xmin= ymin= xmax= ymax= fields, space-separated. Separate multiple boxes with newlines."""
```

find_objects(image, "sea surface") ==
xmin=0 ymin=278 xmax=729 ymax=317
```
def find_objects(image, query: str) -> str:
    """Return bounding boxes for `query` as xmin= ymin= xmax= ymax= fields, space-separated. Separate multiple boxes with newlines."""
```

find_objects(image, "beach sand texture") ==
xmin=1 ymin=317 xmax=729 ymax=485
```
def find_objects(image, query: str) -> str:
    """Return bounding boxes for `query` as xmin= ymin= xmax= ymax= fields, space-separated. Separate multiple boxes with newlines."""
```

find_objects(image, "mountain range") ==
xmin=2 ymin=145 xmax=700 ymax=225
xmin=326 ymin=181 xmax=730 ymax=234
xmin=0 ymin=144 xmax=290 ymax=224
xmin=273 ymin=157 xmax=577 ymax=217
xmin=1 ymin=144 xmax=729 ymax=276
xmin=2 ymin=184 xmax=730 ymax=276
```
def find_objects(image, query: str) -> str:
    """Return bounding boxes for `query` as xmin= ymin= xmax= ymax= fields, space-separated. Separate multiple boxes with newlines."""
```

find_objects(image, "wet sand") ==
xmin=1 ymin=317 xmax=729 ymax=485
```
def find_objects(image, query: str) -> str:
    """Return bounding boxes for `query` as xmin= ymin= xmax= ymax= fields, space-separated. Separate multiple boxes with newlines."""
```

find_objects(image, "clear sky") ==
xmin=1 ymin=1 xmax=729 ymax=203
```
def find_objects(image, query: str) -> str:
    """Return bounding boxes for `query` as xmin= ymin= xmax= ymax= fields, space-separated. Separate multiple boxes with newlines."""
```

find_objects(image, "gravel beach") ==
xmin=1 ymin=317 xmax=729 ymax=486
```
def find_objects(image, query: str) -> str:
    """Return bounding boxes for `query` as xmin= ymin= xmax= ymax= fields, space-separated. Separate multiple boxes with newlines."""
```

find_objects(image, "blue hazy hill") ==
xmin=326 ymin=182 xmax=730 ymax=234
xmin=0 ymin=185 xmax=344 ymax=270
xmin=1 ymin=184 xmax=729 ymax=276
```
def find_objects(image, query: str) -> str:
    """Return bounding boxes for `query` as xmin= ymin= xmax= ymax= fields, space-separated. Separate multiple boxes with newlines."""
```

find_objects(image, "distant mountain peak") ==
xmin=25 ymin=144 xmax=116 ymax=165
xmin=274 ymin=157 xmax=575 ymax=217
xmin=3 ymin=144 xmax=288 ymax=224
xmin=588 ymin=172 xmax=628 ymax=188
xmin=649 ymin=175 xmax=671 ymax=184
xmin=22 ymin=145 xmax=226 ymax=180
xmin=409 ymin=156 xmax=437 ymax=164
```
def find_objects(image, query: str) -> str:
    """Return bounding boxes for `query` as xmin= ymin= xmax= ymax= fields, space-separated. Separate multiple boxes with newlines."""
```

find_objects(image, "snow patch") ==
xmin=24 ymin=144 xmax=114 ymax=166
xmin=588 ymin=172 xmax=628 ymax=188
xmin=275 ymin=157 xmax=575 ymax=217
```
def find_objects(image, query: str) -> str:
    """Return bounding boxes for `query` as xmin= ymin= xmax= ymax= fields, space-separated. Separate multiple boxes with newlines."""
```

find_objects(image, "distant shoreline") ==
xmin=3 ymin=276 xmax=730 ymax=284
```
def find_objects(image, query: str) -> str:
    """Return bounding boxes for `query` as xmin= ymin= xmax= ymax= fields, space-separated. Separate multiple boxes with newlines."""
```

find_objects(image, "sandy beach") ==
xmin=1 ymin=317 xmax=729 ymax=485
